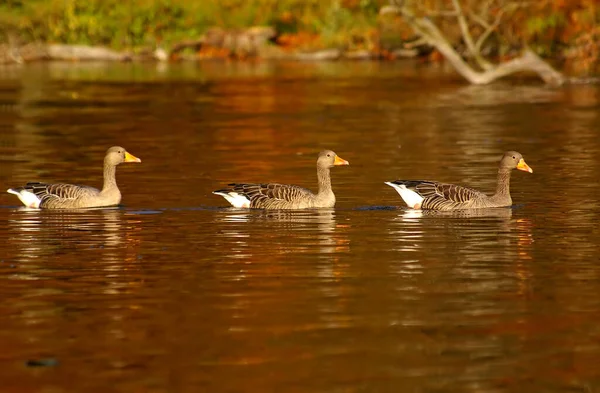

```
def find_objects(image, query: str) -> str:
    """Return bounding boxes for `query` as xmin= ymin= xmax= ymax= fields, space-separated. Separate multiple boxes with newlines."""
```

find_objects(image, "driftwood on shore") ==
xmin=0 ymin=43 xmax=131 ymax=64
xmin=0 ymin=23 xmax=422 ymax=65
xmin=0 ymin=27 xmax=280 ymax=64
xmin=46 ymin=44 xmax=130 ymax=62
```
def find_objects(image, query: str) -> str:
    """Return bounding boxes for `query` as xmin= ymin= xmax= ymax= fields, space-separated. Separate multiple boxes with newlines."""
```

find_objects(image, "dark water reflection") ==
xmin=1 ymin=61 xmax=600 ymax=392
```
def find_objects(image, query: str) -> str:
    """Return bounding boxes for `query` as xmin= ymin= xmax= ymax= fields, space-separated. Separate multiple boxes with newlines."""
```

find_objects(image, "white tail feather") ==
xmin=213 ymin=191 xmax=251 ymax=208
xmin=384 ymin=182 xmax=423 ymax=209
xmin=7 ymin=188 xmax=41 ymax=208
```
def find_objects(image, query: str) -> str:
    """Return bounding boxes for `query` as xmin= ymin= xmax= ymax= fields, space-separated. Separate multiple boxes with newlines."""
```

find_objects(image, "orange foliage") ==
xmin=276 ymin=32 xmax=321 ymax=51
xmin=399 ymin=0 xmax=599 ymax=70
xmin=528 ymin=0 xmax=598 ymax=40
xmin=428 ymin=50 xmax=445 ymax=64
xmin=568 ymin=25 xmax=600 ymax=72
xmin=518 ymin=0 xmax=599 ymax=70
xmin=197 ymin=45 xmax=232 ymax=59
xmin=278 ymin=11 xmax=294 ymax=24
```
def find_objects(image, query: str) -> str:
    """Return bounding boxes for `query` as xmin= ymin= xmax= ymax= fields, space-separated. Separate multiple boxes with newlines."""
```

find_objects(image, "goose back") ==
xmin=215 ymin=183 xmax=322 ymax=209
xmin=387 ymin=180 xmax=500 ymax=211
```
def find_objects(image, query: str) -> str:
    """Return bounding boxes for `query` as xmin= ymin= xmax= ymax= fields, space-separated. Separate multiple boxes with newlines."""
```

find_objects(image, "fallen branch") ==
xmin=295 ymin=49 xmax=342 ymax=61
xmin=3 ymin=44 xmax=129 ymax=63
xmin=381 ymin=4 xmax=566 ymax=85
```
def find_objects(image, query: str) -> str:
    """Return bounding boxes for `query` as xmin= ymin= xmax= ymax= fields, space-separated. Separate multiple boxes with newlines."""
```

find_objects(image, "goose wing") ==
xmin=228 ymin=183 xmax=313 ymax=206
xmin=399 ymin=180 xmax=485 ymax=203
xmin=24 ymin=182 xmax=100 ymax=206
xmin=393 ymin=180 xmax=486 ymax=210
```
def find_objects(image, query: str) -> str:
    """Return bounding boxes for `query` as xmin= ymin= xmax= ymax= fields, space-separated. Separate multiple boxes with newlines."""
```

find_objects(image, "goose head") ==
xmin=317 ymin=150 xmax=349 ymax=169
xmin=105 ymin=146 xmax=141 ymax=166
xmin=501 ymin=151 xmax=532 ymax=173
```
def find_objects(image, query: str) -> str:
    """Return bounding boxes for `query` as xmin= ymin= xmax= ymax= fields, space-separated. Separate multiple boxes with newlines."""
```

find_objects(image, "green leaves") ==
xmin=2 ymin=0 xmax=383 ymax=52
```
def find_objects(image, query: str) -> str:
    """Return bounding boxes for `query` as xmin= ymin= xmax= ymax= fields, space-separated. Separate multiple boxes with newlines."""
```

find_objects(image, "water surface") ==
xmin=1 ymin=61 xmax=600 ymax=392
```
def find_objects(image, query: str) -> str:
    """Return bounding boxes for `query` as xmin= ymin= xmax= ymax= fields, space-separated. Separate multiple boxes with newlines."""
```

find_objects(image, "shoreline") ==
xmin=0 ymin=41 xmax=419 ymax=66
xmin=1 ymin=39 xmax=595 ymax=84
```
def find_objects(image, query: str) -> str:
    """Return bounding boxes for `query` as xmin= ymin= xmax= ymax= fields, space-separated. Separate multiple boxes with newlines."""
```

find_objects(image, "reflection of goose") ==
xmin=217 ymin=208 xmax=337 ymax=230
xmin=6 ymin=208 xmax=144 ymax=295
xmin=213 ymin=150 xmax=349 ymax=209
xmin=389 ymin=207 xmax=516 ymax=251
xmin=390 ymin=207 xmax=533 ymax=267
xmin=7 ymin=208 xmax=130 ymax=262
xmin=385 ymin=151 xmax=532 ymax=211
xmin=259 ymin=209 xmax=337 ymax=226
xmin=400 ymin=207 xmax=514 ymax=220
xmin=7 ymin=146 xmax=141 ymax=209
xmin=215 ymin=209 xmax=348 ymax=255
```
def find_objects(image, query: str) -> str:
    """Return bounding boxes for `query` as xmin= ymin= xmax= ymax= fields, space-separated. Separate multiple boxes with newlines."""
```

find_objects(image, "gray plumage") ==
xmin=214 ymin=150 xmax=349 ymax=209
xmin=386 ymin=151 xmax=533 ymax=211
xmin=7 ymin=146 xmax=141 ymax=209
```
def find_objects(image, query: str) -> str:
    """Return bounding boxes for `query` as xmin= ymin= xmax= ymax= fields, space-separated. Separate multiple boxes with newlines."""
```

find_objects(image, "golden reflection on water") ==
xmin=388 ymin=208 xmax=536 ymax=294
xmin=2 ymin=63 xmax=600 ymax=392
xmin=6 ymin=208 xmax=142 ymax=280
xmin=211 ymin=208 xmax=353 ymax=331
xmin=215 ymin=208 xmax=350 ymax=259
xmin=391 ymin=208 xmax=516 ymax=249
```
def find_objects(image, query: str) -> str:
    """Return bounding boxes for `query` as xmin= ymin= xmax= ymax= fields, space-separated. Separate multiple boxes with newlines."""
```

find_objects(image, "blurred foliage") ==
xmin=388 ymin=0 xmax=599 ymax=73
xmin=0 ymin=0 xmax=598 ymax=71
xmin=0 ymin=0 xmax=384 ymax=50
xmin=524 ymin=0 xmax=599 ymax=73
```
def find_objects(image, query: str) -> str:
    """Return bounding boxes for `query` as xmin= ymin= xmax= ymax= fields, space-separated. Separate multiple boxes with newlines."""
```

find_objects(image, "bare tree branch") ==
xmin=473 ymin=8 xmax=505 ymax=53
xmin=403 ymin=37 xmax=428 ymax=49
xmin=473 ymin=2 xmax=532 ymax=53
xmin=451 ymin=0 xmax=494 ymax=70
xmin=381 ymin=3 xmax=566 ymax=86
xmin=469 ymin=9 xmax=493 ymax=30
xmin=451 ymin=1 xmax=481 ymax=62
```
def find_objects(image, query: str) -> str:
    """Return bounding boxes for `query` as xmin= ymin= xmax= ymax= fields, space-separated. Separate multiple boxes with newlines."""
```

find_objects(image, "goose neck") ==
xmin=317 ymin=165 xmax=332 ymax=195
xmin=494 ymin=167 xmax=512 ymax=198
xmin=102 ymin=160 xmax=118 ymax=193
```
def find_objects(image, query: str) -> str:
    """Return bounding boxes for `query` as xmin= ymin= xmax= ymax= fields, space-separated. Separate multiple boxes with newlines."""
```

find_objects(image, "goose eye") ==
xmin=512 ymin=156 xmax=516 ymax=159
xmin=327 ymin=154 xmax=331 ymax=157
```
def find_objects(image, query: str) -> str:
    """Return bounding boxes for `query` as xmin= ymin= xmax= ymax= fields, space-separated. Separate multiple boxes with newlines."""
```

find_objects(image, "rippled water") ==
xmin=1 ymin=61 xmax=600 ymax=392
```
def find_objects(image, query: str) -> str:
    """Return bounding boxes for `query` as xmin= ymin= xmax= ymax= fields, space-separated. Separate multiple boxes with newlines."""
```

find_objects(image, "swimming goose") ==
xmin=385 ymin=151 xmax=532 ymax=211
xmin=7 ymin=146 xmax=141 ymax=209
xmin=213 ymin=150 xmax=349 ymax=209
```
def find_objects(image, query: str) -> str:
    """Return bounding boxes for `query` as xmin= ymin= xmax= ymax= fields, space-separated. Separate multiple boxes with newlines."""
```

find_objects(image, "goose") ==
xmin=385 ymin=151 xmax=532 ymax=211
xmin=7 ymin=146 xmax=141 ymax=209
xmin=213 ymin=150 xmax=349 ymax=209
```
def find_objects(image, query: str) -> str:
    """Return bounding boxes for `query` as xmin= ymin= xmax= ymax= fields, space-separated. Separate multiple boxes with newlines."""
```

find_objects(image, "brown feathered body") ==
xmin=10 ymin=181 xmax=121 ymax=209
xmin=213 ymin=150 xmax=349 ymax=210
xmin=216 ymin=182 xmax=334 ymax=209
xmin=7 ymin=146 xmax=140 ymax=209
xmin=386 ymin=151 xmax=532 ymax=211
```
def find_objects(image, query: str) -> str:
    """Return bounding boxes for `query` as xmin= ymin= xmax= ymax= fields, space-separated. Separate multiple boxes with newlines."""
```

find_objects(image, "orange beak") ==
xmin=516 ymin=158 xmax=532 ymax=173
xmin=334 ymin=155 xmax=349 ymax=166
xmin=124 ymin=151 xmax=141 ymax=163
